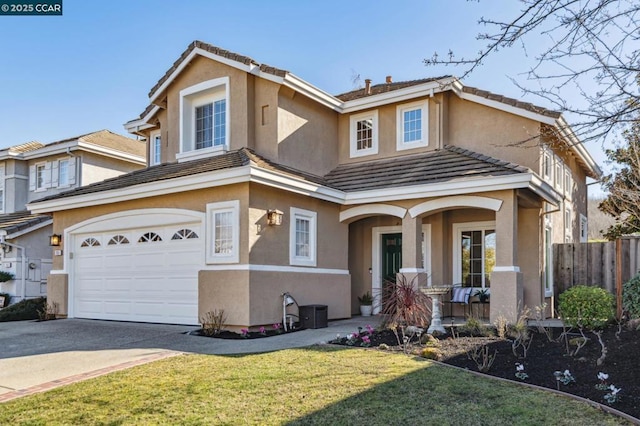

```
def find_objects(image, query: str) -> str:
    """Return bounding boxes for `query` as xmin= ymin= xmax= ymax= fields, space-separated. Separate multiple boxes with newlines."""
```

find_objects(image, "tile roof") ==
xmin=46 ymin=130 xmax=146 ymax=158
xmin=148 ymin=40 xmax=288 ymax=99
xmin=0 ymin=211 xmax=51 ymax=236
xmin=335 ymin=77 xmax=451 ymax=101
xmin=323 ymin=146 xmax=529 ymax=192
xmin=32 ymin=145 xmax=530 ymax=206
xmin=462 ymin=86 xmax=561 ymax=119
xmin=31 ymin=148 xmax=328 ymax=203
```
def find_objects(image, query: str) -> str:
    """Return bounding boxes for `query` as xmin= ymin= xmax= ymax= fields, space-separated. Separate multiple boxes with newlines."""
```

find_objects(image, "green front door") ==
xmin=382 ymin=233 xmax=402 ymax=306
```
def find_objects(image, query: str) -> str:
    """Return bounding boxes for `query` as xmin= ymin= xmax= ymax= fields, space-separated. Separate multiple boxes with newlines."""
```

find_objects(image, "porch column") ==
xmin=491 ymin=191 xmax=523 ymax=324
xmin=399 ymin=214 xmax=427 ymax=286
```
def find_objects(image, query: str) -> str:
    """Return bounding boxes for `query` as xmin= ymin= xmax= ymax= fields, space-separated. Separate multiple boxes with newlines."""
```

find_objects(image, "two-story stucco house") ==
xmin=28 ymin=41 xmax=601 ymax=327
xmin=0 ymin=130 xmax=145 ymax=303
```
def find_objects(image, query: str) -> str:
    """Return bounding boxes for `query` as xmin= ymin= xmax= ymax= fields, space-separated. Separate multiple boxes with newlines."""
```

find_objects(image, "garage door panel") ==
xmin=73 ymin=221 xmax=201 ymax=325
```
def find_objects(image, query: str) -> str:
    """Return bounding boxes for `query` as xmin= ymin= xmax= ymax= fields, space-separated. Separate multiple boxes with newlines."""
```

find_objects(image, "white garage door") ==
xmin=73 ymin=223 xmax=202 ymax=325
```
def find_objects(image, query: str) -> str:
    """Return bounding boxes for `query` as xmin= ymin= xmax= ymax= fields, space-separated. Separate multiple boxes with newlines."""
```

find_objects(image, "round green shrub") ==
xmin=558 ymin=285 xmax=614 ymax=330
xmin=623 ymin=274 xmax=640 ymax=319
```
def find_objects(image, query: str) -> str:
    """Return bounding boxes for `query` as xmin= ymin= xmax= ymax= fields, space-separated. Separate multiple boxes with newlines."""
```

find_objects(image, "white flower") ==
xmin=610 ymin=385 xmax=620 ymax=395
xmin=336 ymin=334 xmax=341 ymax=339
xmin=598 ymin=372 xmax=609 ymax=381
xmin=564 ymin=369 xmax=571 ymax=376
xmin=516 ymin=363 xmax=525 ymax=371
xmin=346 ymin=334 xmax=353 ymax=340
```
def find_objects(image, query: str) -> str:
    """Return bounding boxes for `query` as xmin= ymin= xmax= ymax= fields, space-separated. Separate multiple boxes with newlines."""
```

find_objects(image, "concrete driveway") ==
xmin=0 ymin=317 xmax=378 ymax=401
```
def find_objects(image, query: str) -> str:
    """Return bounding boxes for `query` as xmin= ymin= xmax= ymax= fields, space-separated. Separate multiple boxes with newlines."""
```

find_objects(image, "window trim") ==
xmin=564 ymin=169 xmax=573 ymax=199
xmin=206 ymin=200 xmax=239 ymax=264
xmin=554 ymin=156 xmax=563 ymax=192
xmin=349 ymin=110 xmax=379 ymax=158
xmin=178 ymin=77 xmax=230 ymax=163
xmin=452 ymin=221 xmax=496 ymax=289
xmin=396 ymin=100 xmax=428 ymax=151
xmin=35 ymin=162 xmax=48 ymax=191
xmin=289 ymin=207 xmax=317 ymax=267
xmin=579 ymin=213 xmax=588 ymax=243
xmin=565 ymin=205 xmax=573 ymax=242
xmin=150 ymin=131 xmax=161 ymax=166
xmin=543 ymin=221 xmax=553 ymax=297
xmin=58 ymin=158 xmax=70 ymax=187
xmin=541 ymin=148 xmax=552 ymax=182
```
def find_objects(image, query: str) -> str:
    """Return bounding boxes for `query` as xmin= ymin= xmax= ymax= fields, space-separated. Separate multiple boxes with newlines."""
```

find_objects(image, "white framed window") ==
xmin=33 ymin=162 xmax=50 ymax=191
xmin=206 ymin=200 xmax=239 ymax=264
xmin=289 ymin=207 xmax=317 ymax=267
xmin=396 ymin=100 xmax=428 ymax=151
xmin=453 ymin=221 xmax=496 ymax=288
xmin=58 ymin=159 xmax=69 ymax=187
xmin=0 ymin=165 xmax=4 ymax=213
xmin=541 ymin=148 xmax=552 ymax=181
xmin=349 ymin=110 xmax=378 ymax=158
xmin=543 ymin=221 xmax=553 ymax=297
xmin=178 ymin=77 xmax=230 ymax=163
xmin=150 ymin=132 xmax=162 ymax=166
xmin=565 ymin=205 xmax=573 ymax=242
xmin=554 ymin=156 xmax=563 ymax=191
xmin=564 ymin=169 xmax=573 ymax=199
xmin=579 ymin=214 xmax=588 ymax=243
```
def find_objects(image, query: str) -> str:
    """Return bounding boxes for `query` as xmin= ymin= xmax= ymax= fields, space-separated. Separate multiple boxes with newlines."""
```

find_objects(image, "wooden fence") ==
xmin=553 ymin=236 xmax=640 ymax=315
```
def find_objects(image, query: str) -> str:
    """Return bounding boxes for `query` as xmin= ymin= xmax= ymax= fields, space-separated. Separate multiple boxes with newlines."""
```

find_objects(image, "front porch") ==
xmin=343 ymin=191 xmax=546 ymax=324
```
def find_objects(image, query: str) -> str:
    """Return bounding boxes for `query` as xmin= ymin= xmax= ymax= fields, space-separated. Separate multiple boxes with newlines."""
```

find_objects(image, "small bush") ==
xmin=200 ymin=309 xmax=227 ymax=336
xmin=0 ymin=271 xmax=15 ymax=283
xmin=0 ymin=297 xmax=46 ymax=322
xmin=558 ymin=286 xmax=615 ymax=330
xmin=623 ymin=274 xmax=640 ymax=319
xmin=420 ymin=347 xmax=441 ymax=360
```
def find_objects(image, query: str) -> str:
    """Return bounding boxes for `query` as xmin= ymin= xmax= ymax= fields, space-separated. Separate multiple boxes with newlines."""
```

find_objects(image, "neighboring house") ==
xmin=0 ymin=130 xmax=146 ymax=302
xmin=28 ymin=41 xmax=601 ymax=327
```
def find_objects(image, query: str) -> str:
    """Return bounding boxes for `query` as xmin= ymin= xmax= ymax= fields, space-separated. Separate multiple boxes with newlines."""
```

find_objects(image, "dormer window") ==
xmin=178 ymin=77 xmax=230 ymax=163
xmin=396 ymin=100 xmax=428 ymax=150
xmin=349 ymin=110 xmax=378 ymax=158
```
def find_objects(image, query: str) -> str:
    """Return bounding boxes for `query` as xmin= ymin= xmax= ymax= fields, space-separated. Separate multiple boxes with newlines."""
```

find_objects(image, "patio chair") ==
xmin=443 ymin=285 xmax=473 ymax=318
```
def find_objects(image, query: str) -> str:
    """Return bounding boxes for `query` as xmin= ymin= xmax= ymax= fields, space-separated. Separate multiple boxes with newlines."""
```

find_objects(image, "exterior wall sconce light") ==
xmin=267 ymin=209 xmax=283 ymax=226
xmin=49 ymin=234 xmax=62 ymax=246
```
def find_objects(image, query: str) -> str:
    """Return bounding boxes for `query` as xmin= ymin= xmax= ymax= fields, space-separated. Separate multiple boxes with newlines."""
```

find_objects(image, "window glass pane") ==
xmin=153 ymin=135 xmax=161 ymax=164
xmin=59 ymin=160 xmax=68 ymax=186
xmin=213 ymin=99 xmax=226 ymax=146
xmin=214 ymin=211 xmax=233 ymax=254
xmin=403 ymin=108 xmax=422 ymax=142
xmin=484 ymin=230 xmax=495 ymax=287
xmin=36 ymin=165 xmax=45 ymax=189
xmin=295 ymin=217 xmax=310 ymax=257
xmin=461 ymin=228 xmax=494 ymax=287
xmin=356 ymin=118 xmax=373 ymax=150
xmin=196 ymin=103 xmax=213 ymax=149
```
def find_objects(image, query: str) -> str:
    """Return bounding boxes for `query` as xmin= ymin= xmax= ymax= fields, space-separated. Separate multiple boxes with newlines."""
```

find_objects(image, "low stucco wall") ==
xmin=199 ymin=269 xmax=351 ymax=329
xmin=47 ymin=273 xmax=68 ymax=318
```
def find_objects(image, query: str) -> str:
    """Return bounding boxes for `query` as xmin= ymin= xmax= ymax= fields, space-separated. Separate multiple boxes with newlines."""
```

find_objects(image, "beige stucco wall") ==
xmin=161 ymin=55 xmax=250 ymax=159
xmin=47 ymin=273 xmax=68 ymax=317
xmin=248 ymin=183 xmax=348 ymax=269
xmin=276 ymin=88 xmax=339 ymax=176
xmin=80 ymin=152 xmax=145 ymax=186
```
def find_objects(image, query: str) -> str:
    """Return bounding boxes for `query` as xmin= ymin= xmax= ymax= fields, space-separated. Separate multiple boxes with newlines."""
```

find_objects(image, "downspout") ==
xmin=0 ymin=231 xmax=27 ymax=301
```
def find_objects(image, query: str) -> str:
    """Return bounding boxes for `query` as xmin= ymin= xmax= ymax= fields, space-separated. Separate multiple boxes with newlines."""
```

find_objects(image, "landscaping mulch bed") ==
xmin=331 ymin=324 xmax=640 ymax=420
xmin=190 ymin=325 xmax=304 ymax=339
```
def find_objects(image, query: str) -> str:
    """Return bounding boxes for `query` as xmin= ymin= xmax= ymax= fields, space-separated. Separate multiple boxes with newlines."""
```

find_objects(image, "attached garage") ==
xmin=68 ymin=210 xmax=204 ymax=325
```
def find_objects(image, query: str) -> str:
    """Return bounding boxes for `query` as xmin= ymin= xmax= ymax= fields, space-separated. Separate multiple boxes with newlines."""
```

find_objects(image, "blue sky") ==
xmin=0 ymin=0 xmax=606 ymax=193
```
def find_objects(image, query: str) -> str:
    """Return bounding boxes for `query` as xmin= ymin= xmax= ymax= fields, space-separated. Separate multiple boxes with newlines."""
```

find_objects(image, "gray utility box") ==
xmin=299 ymin=304 xmax=328 ymax=329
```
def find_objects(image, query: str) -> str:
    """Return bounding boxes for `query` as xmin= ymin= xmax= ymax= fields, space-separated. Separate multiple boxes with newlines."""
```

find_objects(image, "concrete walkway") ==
xmin=0 ymin=316 xmax=382 ymax=401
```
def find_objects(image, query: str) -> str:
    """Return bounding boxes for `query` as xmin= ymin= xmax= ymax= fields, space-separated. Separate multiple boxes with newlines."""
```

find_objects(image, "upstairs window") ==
xmin=564 ymin=169 xmax=573 ymax=199
xmin=397 ymin=101 xmax=428 ymax=150
xmin=178 ymin=77 xmax=230 ymax=163
xmin=58 ymin=159 xmax=69 ymax=187
xmin=541 ymin=148 xmax=552 ymax=181
xmin=150 ymin=132 xmax=161 ymax=166
xmin=349 ymin=110 xmax=378 ymax=158
xmin=36 ymin=164 xmax=46 ymax=190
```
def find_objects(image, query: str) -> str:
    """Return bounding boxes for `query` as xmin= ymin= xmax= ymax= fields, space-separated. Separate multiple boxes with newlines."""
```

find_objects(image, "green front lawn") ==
xmin=0 ymin=346 xmax=629 ymax=425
